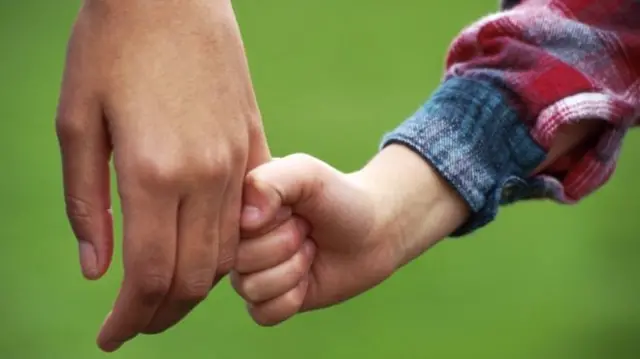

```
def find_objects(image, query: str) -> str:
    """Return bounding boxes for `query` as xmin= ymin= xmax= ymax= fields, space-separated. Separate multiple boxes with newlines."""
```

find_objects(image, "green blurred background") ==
xmin=1 ymin=1 xmax=639 ymax=358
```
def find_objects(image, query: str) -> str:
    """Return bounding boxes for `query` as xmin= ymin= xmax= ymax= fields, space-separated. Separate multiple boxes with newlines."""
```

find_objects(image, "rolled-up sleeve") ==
xmin=381 ymin=0 xmax=640 ymax=236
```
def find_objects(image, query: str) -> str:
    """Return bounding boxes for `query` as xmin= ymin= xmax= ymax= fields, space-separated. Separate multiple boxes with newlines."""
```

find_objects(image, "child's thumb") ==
xmin=241 ymin=169 xmax=283 ymax=231
xmin=240 ymin=154 xmax=332 ymax=231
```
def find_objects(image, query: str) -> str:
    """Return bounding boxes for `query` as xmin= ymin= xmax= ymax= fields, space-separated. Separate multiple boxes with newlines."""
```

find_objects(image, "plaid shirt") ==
xmin=382 ymin=0 xmax=640 ymax=235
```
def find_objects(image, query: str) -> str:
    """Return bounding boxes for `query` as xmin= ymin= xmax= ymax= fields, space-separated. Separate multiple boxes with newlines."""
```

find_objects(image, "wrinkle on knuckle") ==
xmin=174 ymin=275 xmax=212 ymax=304
xmin=216 ymin=255 xmax=236 ymax=277
xmin=64 ymin=195 xmax=98 ymax=240
xmin=130 ymin=247 xmax=174 ymax=306
xmin=136 ymin=273 xmax=172 ymax=306
xmin=65 ymin=195 xmax=94 ymax=220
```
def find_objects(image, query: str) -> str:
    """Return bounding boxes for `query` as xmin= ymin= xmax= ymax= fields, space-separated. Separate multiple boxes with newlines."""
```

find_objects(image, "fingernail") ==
xmin=241 ymin=206 xmax=262 ymax=226
xmin=79 ymin=241 xmax=98 ymax=279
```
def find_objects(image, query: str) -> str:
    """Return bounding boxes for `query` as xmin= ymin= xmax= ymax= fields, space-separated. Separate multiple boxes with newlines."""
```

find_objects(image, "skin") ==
xmin=55 ymin=0 xmax=601 ymax=347
xmin=231 ymin=145 xmax=470 ymax=325
xmin=55 ymin=0 xmax=270 ymax=352
xmin=231 ymin=121 xmax=599 ymax=326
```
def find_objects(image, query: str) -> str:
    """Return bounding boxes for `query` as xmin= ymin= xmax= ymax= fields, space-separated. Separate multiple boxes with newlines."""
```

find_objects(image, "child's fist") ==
xmin=231 ymin=145 xmax=469 ymax=326
xmin=231 ymin=154 xmax=400 ymax=326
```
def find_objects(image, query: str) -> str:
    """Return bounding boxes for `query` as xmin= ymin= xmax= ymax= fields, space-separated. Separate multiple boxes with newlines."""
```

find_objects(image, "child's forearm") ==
xmin=359 ymin=119 xmax=602 ymax=269
xmin=355 ymin=144 xmax=469 ymax=269
xmin=381 ymin=78 xmax=545 ymax=237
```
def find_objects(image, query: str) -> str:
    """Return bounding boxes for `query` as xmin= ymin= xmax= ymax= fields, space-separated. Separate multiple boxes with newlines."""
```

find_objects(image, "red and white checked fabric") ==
xmin=445 ymin=0 xmax=640 ymax=202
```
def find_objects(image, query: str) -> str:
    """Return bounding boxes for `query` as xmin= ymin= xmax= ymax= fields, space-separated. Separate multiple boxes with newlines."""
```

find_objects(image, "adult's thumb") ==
xmin=56 ymin=100 xmax=113 ymax=280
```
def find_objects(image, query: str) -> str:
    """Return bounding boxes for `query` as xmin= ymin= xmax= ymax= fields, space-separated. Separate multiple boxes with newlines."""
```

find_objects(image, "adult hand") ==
xmin=55 ymin=0 xmax=269 ymax=351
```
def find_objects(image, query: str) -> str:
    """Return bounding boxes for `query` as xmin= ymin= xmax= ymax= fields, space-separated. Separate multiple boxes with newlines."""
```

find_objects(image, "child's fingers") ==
xmin=241 ymin=172 xmax=283 ymax=232
xmin=247 ymin=275 xmax=309 ymax=327
xmin=241 ymin=206 xmax=293 ymax=240
xmin=235 ymin=216 xmax=310 ymax=274
xmin=241 ymin=154 xmax=336 ymax=231
xmin=231 ymin=241 xmax=315 ymax=303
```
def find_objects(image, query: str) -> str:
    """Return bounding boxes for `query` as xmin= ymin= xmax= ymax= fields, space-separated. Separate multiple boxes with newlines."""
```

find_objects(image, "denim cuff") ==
xmin=380 ymin=77 xmax=546 ymax=236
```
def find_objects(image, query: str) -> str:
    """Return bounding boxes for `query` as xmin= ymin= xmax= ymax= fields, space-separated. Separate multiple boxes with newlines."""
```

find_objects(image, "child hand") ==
xmin=231 ymin=146 xmax=469 ymax=326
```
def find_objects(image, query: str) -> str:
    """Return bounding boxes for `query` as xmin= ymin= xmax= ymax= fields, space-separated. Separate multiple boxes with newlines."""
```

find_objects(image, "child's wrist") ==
xmin=355 ymin=144 xmax=470 ymax=270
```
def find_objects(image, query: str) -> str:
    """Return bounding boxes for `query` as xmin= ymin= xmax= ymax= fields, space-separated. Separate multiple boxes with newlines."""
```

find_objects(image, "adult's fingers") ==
xmin=235 ymin=216 xmax=309 ymax=274
xmin=142 ymin=178 xmax=227 ymax=334
xmin=232 ymin=240 xmax=315 ymax=303
xmin=56 ymin=88 xmax=113 ymax=280
xmin=245 ymin=103 xmax=271 ymax=171
xmin=212 ymin=159 xmax=246 ymax=286
xmin=97 ymin=184 xmax=179 ymax=352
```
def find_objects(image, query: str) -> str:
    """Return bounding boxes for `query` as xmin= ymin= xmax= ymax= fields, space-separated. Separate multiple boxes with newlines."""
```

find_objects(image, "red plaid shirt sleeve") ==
xmin=446 ymin=0 xmax=640 ymax=203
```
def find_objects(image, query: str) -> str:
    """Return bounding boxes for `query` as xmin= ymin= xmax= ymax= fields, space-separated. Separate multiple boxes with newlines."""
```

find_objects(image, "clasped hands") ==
xmin=55 ymin=0 xmax=469 ymax=352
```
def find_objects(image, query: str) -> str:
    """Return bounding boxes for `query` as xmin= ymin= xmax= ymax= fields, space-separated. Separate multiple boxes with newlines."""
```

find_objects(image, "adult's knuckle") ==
xmin=223 ymin=143 xmax=245 ymax=167
xmin=64 ymin=195 xmax=93 ymax=221
xmin=55 ymin=116 xmax=86 ymax=143
xmin=233 ymin=146 xmax=248 ymax=170
xmin=194 ymin=160 xmax=229 ymax=183
xmin=125 ymin=143 xmax=243 ymax=190
xmin=216 ymin=255 xmax=236 ymax=277
xmin=137 ymin=273 xmax=172 ymax=305
xmin=191 ymin=147 xmax=237 ymax=183
xmin=64 ymin=195 xmax=97 ymax=240
xmin=133 ymin=155 xmax=183 ymax=188
xmin=174 ymin=276 xmax=212 ymax=303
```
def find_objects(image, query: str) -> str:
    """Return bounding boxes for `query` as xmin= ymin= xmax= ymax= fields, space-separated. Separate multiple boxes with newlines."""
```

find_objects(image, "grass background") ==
xmin=1 ymin=1 xmax=639 ymax=358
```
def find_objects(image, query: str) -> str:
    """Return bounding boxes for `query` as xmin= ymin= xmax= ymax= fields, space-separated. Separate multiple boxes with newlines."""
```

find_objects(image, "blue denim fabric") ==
xmin=380 ymin=77 xmax=546 ymax=236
